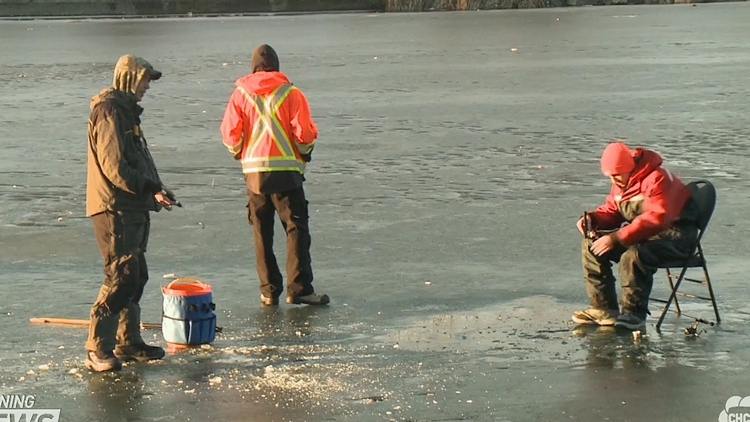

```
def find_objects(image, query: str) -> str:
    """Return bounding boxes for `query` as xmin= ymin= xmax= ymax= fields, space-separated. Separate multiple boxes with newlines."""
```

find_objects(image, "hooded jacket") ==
xmin=220 ymin=71 xmax=318 ymax=194
xmin=590 ymin=148 xmax=696 ymax=246
xmin=86 ymin=88 xmax=162 ymax=216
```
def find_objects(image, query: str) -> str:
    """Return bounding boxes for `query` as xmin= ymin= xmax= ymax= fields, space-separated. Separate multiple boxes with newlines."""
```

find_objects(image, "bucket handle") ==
xmin=166 ymin=277 xmax=210 ymax=290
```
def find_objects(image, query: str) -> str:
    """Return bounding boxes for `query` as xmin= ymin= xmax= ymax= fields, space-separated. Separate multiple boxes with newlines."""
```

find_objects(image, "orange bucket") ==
xmin=162 ymin=278 xmax=213 ymax=297
xmin=161 ymin=278 xmax=216 ymax=347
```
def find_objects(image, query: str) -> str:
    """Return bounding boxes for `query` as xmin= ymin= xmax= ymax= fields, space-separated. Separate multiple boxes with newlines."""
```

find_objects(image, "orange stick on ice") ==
xmin=30 ymin=317 xmax=161 ymax=330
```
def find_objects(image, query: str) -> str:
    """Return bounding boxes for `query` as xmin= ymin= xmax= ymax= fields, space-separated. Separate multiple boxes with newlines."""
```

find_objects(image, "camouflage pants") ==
xmin=581 ymin=224 xmax=697 ymax=317
xmin=86 ymin=211 xmax=150 ymax=352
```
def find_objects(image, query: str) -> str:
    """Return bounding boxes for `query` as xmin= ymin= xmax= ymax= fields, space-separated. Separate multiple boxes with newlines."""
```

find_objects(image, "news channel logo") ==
xmin=719 ymin=396 xmax=750 ymax=422
xmin=0 ymin=394 xmax=60 ymax=422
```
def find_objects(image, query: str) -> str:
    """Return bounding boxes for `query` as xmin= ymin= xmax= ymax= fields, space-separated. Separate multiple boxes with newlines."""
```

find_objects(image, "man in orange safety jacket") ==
xmin=221 ymin=44 xmax=329 ymax=306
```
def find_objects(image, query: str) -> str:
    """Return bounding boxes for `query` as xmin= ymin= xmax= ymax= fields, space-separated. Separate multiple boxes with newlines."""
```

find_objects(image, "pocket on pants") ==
xmin=115 ymin=212 xmax=148 ymax=255
xmin=286 ymin=190 xmax=309 ymax=223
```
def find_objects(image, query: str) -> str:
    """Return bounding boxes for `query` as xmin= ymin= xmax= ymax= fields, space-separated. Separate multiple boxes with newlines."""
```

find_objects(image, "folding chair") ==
xmin=653 ymin=180 xmax=720 ymax=330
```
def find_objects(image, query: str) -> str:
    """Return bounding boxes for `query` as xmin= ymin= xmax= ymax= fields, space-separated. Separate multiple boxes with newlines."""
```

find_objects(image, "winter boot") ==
xmin=114 ymin=343 xmax=166 ymax=363
xmin=287 ymin=293 xmax=330 ymax=306
xmin=572 ymin=308 xmax=620 ymax=326
xmin=85 ymin=350 xmax=123 ymax=372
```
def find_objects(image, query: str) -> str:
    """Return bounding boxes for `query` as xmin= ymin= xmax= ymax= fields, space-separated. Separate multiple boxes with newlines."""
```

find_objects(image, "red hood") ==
xmin=235 ymin=71 xmax=290 ymax=95
xmin=629 ymin=148 xmax=663 ymax=184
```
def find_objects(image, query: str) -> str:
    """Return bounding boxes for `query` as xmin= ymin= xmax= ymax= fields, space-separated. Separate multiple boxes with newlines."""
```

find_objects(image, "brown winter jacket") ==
xmin=86 ymin=88 xmax=163 ymax=217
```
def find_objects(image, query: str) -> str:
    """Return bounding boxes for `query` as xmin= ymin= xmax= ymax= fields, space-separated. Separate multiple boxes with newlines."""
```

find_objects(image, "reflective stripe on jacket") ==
xmin=237 ymin=84 xmax=306 ymax=174
xmin=220 ymin=71 xmax=317 ymax=178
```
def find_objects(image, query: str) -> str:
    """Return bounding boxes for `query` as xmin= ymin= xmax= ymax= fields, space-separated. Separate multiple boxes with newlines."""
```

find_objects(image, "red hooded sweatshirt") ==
xmin=591 ymin=148 xmax=692 ymax=246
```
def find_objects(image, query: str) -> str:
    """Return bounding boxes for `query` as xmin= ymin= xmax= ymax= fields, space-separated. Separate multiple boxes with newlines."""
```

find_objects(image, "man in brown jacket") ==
xmin=85 ymin=55 xmax=179 ymax=372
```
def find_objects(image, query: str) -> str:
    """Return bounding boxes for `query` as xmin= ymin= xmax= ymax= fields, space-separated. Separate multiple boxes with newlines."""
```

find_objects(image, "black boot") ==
xmin=287 ymin=293 xmax=330 ymax=305
xmin=114 ymin=343 xmax=166 ymax=363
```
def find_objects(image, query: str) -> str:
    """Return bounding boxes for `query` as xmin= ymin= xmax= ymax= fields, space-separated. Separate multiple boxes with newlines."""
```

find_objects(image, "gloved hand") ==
xmin=301 ymin=153 xmax=312 ymax=163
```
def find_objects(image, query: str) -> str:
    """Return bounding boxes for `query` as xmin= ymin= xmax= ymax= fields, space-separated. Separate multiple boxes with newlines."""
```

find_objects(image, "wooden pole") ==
xmin=30 ymin=317 xmax=161 ymax=330
xmin=30 ymin=317 xmax=221 ymax=332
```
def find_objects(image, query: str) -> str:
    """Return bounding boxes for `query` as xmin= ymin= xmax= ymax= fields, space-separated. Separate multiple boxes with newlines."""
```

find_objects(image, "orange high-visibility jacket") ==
xmin=220 ymin=71 xmax=317 ymax=174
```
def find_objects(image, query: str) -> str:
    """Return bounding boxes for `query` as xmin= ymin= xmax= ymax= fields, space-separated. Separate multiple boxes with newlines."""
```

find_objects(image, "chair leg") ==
xmin=656 ymin=267 xmax=689 ymax=330
xmin=703 ymin=263 xmax=721 ymax=324
xmin=665 ymin=268 xmax=681 ymax=315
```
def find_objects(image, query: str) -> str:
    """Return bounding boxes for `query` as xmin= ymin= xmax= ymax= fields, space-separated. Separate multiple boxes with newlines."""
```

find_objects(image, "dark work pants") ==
xmin=581 ymin=225 xmax=698 ymax=317
xmin=86 ymin=211 xmax=150 ymax=352
xmin=247 ymin=186 xmax=314 ymax=299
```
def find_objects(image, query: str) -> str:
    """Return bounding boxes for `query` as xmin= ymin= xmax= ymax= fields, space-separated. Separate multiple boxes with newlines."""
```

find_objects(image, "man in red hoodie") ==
xmin=573 ymin=142 xmax=700 ymax=329
xmin=221 ymin=44 xmax=329 ymax=306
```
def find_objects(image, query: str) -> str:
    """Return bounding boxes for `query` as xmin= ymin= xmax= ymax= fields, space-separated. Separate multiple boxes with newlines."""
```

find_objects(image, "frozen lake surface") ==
xmin=1 ymin=3 xmax=750 ymax=421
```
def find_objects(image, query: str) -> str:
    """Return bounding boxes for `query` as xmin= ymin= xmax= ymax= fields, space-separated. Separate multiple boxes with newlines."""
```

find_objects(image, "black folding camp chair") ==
xmin=653 ymin=180 xmax=720 ymax=330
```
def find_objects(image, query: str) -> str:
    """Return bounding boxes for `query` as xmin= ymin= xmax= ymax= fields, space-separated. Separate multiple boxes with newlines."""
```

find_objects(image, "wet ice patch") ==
xmin=379 ymin=295 xmax=750 ymax=372
xmin=381 ymin=295 xmax=583 ymax=361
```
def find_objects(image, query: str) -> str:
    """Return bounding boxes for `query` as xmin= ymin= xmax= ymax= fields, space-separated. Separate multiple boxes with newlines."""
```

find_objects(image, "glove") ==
xmin=301 ymin=153 xmax=312 ymax=163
